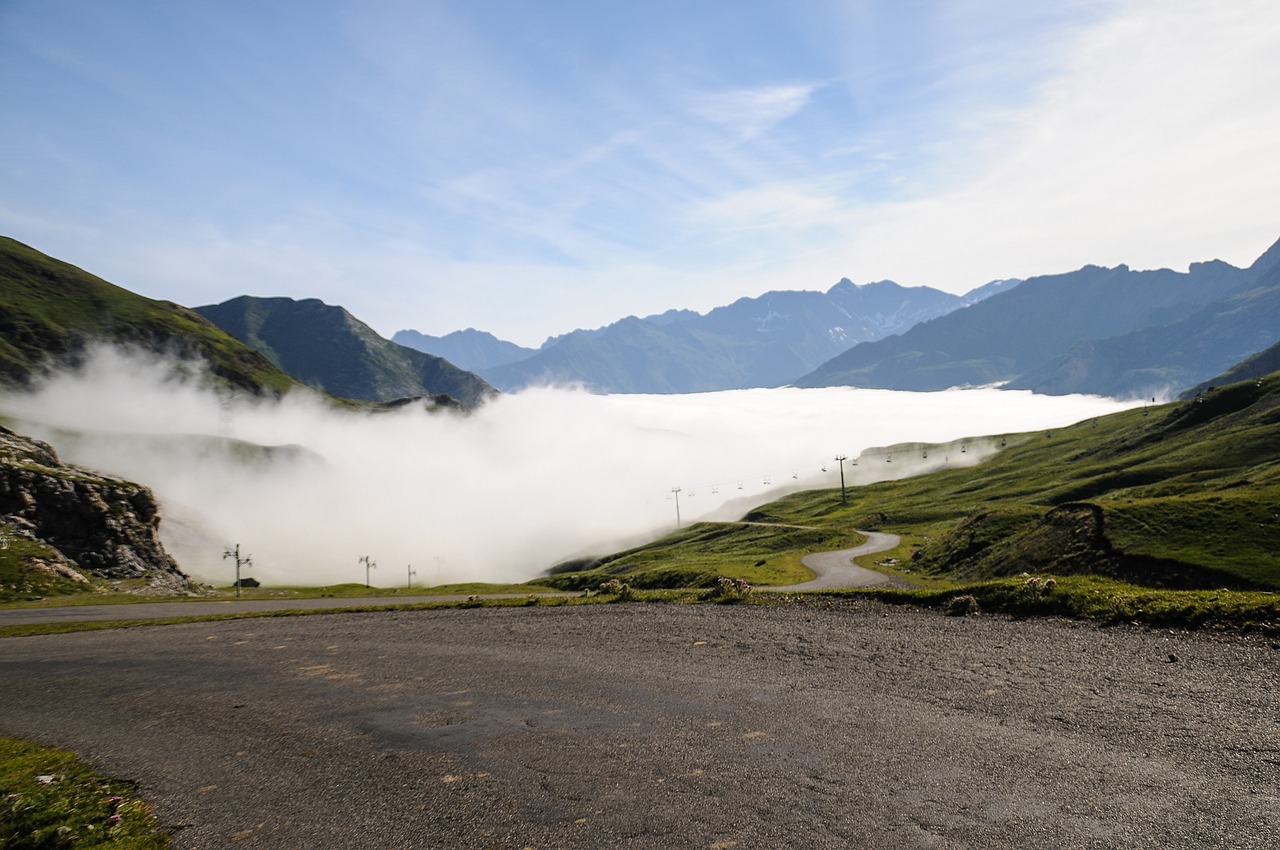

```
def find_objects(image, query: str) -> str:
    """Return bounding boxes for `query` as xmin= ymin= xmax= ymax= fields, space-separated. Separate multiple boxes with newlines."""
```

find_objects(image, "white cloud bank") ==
xmin=0 ymin=349 xmax=1137 ymax=586
xmin=837 ymin=0 xmax=1280 ymax=287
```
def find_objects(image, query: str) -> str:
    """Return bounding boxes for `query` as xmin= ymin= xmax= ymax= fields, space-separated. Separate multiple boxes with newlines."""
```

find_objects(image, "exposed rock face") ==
xmin=0 ymin=425 xmax=192 ymax=592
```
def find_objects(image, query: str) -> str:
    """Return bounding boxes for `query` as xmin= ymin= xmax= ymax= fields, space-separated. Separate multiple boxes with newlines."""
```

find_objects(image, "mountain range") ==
xmin=796 ymin=238 xmax=1280 ymax=398
xmin=5 ymin=231 xmax=1279 ymax=405
xmin=396 ymin=278 xmax=1011 ymax=393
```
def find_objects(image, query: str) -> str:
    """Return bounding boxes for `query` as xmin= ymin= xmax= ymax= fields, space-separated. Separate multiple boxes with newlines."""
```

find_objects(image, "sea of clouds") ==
xmin=0 ymin=348 xmax=1139 ymax=586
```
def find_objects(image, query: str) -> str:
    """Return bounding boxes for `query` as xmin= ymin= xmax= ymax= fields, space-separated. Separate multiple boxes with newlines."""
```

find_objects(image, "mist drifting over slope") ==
xmin=0 ymin=348 xmax=1137 ymax=586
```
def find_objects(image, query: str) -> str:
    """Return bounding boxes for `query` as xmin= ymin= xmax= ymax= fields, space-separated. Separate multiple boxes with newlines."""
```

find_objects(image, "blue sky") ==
xmin=3 ymin=0 xmax=1279 ymax=346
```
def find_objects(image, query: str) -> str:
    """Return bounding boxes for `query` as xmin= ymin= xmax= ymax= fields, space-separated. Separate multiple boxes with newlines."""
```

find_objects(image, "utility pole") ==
xmin=671 ymin=486 xmax=682 ymax=527
xmin=359 ymin=555 xmax=376 ymax=588
xmin=434 ymin=556 xmax=444 ymax=586
xmin=834 ymin=455 xmax=848 ymax=506
xmin=223 ymin=544 xmax=252 ymax=598
xmin=406 ymin=564 xmax=416 ymax=589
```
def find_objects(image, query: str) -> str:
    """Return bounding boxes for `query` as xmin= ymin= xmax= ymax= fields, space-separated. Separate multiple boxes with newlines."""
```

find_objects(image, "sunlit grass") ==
xmin=0 ymin=735 xmax=169 ymax=848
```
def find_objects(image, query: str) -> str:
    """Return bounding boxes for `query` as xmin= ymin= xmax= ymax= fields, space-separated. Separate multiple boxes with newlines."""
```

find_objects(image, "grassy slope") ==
xmin=0 ymin=236 xmax=296 ymax=394
xmin=538 ymin=521 xmax=856 ymax=591
xmin=548 ymin=371 xmax=1280 ymax=603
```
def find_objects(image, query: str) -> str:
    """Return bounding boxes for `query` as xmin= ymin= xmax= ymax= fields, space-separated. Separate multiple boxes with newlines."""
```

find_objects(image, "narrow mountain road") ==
xmin=766 ymin=530 xmax=906 ymax=591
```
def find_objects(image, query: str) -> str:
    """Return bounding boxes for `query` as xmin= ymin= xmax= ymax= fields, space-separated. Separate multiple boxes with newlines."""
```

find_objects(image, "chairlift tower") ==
xmin=359 ymin=555 xmax=376 ymax=588
xmin=223 ymin=544 xmax=252 ymax=598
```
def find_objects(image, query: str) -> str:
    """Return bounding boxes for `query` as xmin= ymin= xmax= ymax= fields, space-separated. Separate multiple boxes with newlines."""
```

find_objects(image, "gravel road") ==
xmin=2 ymin=601 xmax=1278 ymax=849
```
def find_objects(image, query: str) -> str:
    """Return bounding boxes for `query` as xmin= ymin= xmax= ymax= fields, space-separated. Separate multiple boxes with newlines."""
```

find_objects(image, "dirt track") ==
xmin=2 ymin=601 xmax=1278 ymax=849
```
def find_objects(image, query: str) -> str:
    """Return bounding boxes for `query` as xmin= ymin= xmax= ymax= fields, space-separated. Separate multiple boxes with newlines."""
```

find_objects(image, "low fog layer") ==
xmin=0 ymin=349 xmax=1137 ymax=586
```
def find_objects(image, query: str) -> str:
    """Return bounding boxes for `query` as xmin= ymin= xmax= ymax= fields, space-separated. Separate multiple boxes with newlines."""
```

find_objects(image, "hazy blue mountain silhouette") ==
xmin=471 ymin=279 xmax=986 ymax=393
xmin=1183 ymin=338 xmax=1280 ymax=399
xmin=1009 ymin=240 xmax=1280 ymax=397
xmin=392 ymin=328 xmax=537 ymax=372
xmin=795 ymin=241 xmax=1280 ymax=397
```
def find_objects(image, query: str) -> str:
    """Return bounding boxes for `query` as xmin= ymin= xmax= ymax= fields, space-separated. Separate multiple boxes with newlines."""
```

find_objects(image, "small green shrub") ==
xmin=944 ymin=594 xmax=980 ymax=616
xmin=702 ymin=576 xmax=754 ymax=603
xmin=599 ymin=579 xmax=637 ymax=602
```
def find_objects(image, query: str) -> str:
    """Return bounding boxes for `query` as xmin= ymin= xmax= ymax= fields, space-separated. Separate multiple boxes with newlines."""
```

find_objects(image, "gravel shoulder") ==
xmin=3 ymin=601 xmax=1278 ymax=849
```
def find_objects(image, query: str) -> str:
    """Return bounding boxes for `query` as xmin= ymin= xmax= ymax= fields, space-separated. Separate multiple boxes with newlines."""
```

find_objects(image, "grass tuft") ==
xmin=0 ymin=735 xmax=169 ymax=848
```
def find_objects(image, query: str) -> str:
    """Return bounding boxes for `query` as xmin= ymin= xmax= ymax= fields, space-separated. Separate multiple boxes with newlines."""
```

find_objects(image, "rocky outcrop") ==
xmin=0 ymin=425 xmax=192 ymax=593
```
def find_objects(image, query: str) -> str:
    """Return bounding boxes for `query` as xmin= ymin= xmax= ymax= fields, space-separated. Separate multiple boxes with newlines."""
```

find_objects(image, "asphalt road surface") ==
xmin=3 ymin=602 xmax=1277 ymax=849
xmin=770 ymin=530 xmax=904 ymax=591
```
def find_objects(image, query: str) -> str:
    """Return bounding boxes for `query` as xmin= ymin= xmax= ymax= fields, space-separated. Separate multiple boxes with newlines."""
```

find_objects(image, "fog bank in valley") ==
xmin=0 ymin=349 xmax=1138 ymax=586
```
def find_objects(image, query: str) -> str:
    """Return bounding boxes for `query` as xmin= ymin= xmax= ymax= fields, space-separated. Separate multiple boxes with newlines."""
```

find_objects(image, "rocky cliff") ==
xmin=0 ymin=424 xmax=192 ymax=595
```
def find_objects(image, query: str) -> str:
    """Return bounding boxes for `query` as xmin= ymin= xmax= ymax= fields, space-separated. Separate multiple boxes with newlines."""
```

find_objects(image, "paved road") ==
xmin=2 ymin=603 xmax=1276 ymax=849
xmin=0 ymin=594 xmax=540 ymax=627
xmin=768 ymin=530 xmax=904 ymax=591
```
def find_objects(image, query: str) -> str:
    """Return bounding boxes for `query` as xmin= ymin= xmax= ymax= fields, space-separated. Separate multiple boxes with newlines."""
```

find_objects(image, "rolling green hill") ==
xmin=547 ymin=370 xmax=1280 ymax=602
xmin=0 ymin=236 xmax=296 ymax=395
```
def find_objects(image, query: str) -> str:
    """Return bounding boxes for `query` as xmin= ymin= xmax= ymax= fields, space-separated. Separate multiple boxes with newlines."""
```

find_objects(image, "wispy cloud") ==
xmin=693 ymin=185 xmax=840 ymax=232
xmin=691 ymin=83 xmax=821 ymax=140
xmin=838 ymin=0 xmax=1280 ymax=287
xmin=2 ymin=0 xmax=1278 ymax=345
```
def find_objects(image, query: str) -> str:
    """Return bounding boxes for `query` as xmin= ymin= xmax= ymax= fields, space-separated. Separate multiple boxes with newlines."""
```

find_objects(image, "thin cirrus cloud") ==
xmin=833 ymin=0 xmax=1280 ymax=290
xmin=690 ymin=83 xmax=822 ymax=141
xmin=0 ymin=0 xmax=1277 ymax=346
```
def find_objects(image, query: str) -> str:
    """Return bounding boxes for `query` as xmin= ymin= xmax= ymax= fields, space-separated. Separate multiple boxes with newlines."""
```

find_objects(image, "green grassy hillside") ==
xmin=540 ymin=521 xmax=854 ymax=591
xmin=0 ymin=236 xmax=297 ymax=394
xmin=548 ymin=371 xmax=1280 ymax=599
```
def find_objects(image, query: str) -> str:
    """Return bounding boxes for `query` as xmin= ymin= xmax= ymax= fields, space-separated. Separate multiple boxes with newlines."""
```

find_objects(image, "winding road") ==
xmin=767 ymin=529 xmax=904 ymax=591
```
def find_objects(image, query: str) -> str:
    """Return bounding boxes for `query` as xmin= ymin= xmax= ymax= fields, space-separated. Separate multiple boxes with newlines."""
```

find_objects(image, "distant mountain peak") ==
xmin=476 ymin=279 xmax=966 ymax=393
xmin=392 ymin=328 xmax=536 ymax=372
xmin=1247 ymin=235 xmax=1280 ymax=274
xmin=797 ymin=237 xmax=1280 ymax=398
